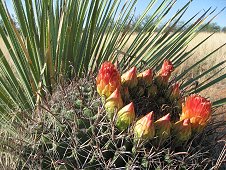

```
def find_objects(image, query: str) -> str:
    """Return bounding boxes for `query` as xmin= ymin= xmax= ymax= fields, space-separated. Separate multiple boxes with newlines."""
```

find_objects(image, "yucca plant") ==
xmin=0 ymin=0 xmax=226 ymax=169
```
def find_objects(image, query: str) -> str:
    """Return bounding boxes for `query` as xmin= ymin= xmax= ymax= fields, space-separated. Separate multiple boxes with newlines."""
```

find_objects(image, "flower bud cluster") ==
xmin=96 ymin=60 xmax=212 ymax=144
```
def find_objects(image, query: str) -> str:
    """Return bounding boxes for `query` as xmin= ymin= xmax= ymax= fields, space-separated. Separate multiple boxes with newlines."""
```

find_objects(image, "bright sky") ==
xmin=135 ymin=0 xmax=226 ymax=27
xmin=4 ymin=0 xmax=226 ymax=27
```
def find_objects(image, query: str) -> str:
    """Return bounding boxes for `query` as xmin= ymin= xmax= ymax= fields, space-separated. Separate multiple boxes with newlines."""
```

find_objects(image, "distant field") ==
xmin=177 ymin=33 xmax=226 ymax=103
xmin=1 ymin=32 xmax=226 ymax=102
xmin=122 ymin=32 xmax=226 ymax=102
xmin=176 ymin=32 xmax=226 ymax=79
xmin=122 ymin=32 xmax=226 ymax=77
xmin=181 ymin=33 xmax=226 ymax=103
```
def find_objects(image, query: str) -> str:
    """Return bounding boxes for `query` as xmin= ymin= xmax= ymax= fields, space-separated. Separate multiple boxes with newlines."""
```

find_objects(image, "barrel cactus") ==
xmin=15 ymin=60 xmax=222 ymax=169
xmin=0 ymin=0 xmax=225 ymax=169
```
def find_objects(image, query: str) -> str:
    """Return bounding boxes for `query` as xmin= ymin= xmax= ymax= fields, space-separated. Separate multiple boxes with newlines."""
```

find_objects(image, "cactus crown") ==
xmin=5 ymin=61 xmax=222 ymax=169
xmin=13 ymin=72 xmax=223 ymax=169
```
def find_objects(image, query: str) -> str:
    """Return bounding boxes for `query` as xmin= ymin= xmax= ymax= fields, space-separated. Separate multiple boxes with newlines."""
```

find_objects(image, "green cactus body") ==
xmin=17 ymin=61 xmax=216 ymax=169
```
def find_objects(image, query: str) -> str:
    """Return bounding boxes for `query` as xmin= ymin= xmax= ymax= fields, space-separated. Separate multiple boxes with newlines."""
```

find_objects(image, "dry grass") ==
xmin=0 ymin=32 xmax=225 ymax=169
xmin=1 ymin=32 xmax=226 ymax=101
xmin=0 ymin=36 xmax=10 ymax=60
xmin=121 ymin=32 xmax=226 ymax=102
xmin=178 ymin=32 xmax=226 ymax=78
xmin=182 ymin=33 xmax=226 ymax=102
xmin=122 ymin=32 xmax=226 ymax=76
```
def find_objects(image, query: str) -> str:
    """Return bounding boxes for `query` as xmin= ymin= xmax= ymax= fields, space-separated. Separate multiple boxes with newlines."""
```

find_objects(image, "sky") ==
xmin=134 ymin=0 xmax=226 ymax=27
xmin=3 ymin=0 xmax=226 ymax=27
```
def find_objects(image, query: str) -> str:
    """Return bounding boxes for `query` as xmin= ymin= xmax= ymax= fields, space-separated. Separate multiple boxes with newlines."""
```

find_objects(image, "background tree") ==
xmin=221 ymin=26 xmax=226 ymax=33
xmin=200 ymin=22 xmax=221 ymax=32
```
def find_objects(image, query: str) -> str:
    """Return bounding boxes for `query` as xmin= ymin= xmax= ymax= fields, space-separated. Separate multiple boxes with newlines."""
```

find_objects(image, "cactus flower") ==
xmin=105 ymin=88 xmax=123 ymax=120
xmin=138 ymin=69 xmax=153 ymax=86
xmin=134 ymin=112 xmax=155 ymax=141
xmin=121 ymin=67 xmax=138 ymax=88
xmin=168 ymin=82 xmax=180 ymax=101
xmin=96 ymin=61 xmax=121 ymax=98
xmin=180 ymin=94 xmax=211 ymax=132
xmin=173 ymin=119 xmax=191 ymax=142
xmin=155 ymin=114 xmax=171 ymax=140
xmin=116 ymin=102 xmax=135 ymax=131
xmin=156 ymin=59 xmax=174 ymax=86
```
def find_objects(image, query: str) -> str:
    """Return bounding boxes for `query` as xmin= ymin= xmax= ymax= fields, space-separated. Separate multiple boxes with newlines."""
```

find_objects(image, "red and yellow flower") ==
xmin=169 ymin=82 xmax=180 ymax=101
xmin=156 ymin=59 xmax=174 ymax=86
xmin=180 ymin=94 xmax=211 ymax=132
xmin=96 ymin=61 xmax=121 ymax=98
xmin=155 ymin=114 xmax=171 ymax=140
xmin=173 ymin=119 xmax=191 ymax=142
xmin=134 ymin=112 xmax=155 ymax=141
xmin=121 ymin=67 xmax=138 ymax=88
xmin=105 ymin=88 xmax=123 ymax=120
xmin=138 ymin=69 xmax=153 ymax=86
xmin=116 ymin=102 xmax=135 ymax=131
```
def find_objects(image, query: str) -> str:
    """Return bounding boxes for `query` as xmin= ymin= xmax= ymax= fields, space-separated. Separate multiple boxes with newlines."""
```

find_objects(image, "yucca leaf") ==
xmin=175 ymin=42 xmax=226 ymax=81
xmin=0 ymin=0 xmax=226 ymax=125
xmin=194 ymin=73 xmax=226 ymax=93
xmin=213 ymin=98 xmax=226 ymax=107
xmin=181 ymin=61 xmax=226 ymax=89
xmin=0 ymin=1 xmax=226 ymax=169
xmin=173 ymin=32 xmax=215 ymax=67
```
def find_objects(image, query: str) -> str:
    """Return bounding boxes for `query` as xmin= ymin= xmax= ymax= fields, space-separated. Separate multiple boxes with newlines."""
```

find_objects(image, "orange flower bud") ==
xmin=134 ymin=112 xmax=155 ymax=141
xmin=138 ymin=69 xmax=153 ymax=86
xmin=168 ymin=82 xmax=180 ymax=101
xmin=171 ymin=83 xmax=180 ymax=98
xmin=105 ymin=88 xmax=123 ymax=120
xmin=180 ymin=94 xmax=211 ymax=132
xmin=116 ymin=102 xmax=135 ymax=131
xmin=121 ymin=67 xmax=138 ymax=88
xmin=156 ymin=59 xmax=174 ymax=86
xmin=96 ymin=61 xmax=121 ymax=98
xmin=173 ymin=119 xmax=191 ymax=142
xmin=160 ymin=59 xmax=174 ymax=78
xmin=155 ymin=114 xmax=171 ymax=140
